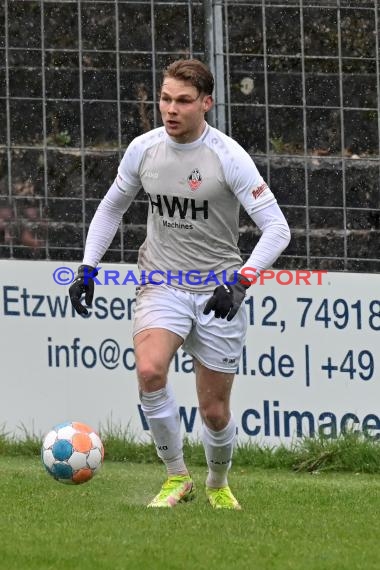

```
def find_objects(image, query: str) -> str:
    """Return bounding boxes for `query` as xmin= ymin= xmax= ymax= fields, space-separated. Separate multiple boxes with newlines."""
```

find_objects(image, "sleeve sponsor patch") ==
xmin=252 ymin=181 xmax=269 ymax=199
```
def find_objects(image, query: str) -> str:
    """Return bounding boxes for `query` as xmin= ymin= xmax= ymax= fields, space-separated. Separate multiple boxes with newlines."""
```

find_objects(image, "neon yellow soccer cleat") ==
xmin=147 ymin=475 xmax=195 ymax=508
xmin=205 ymin=486 xmax=242 ymax=510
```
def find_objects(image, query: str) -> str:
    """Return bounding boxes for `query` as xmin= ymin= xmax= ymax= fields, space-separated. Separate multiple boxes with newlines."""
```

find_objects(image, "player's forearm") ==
xmin=241 ymin=221 xmax=290 ymax=273
xmin=82 ymin=208 xmax=122 ymax=267
xmin=240 ymin=203 xmax=291 ymax=274
xmin=82 ymin=181 xmax=135 ymax=267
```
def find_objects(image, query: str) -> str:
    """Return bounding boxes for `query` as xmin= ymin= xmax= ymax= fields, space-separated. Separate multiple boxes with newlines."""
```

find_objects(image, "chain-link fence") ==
xmin=1 ymin=0 xmax=379 ymax=271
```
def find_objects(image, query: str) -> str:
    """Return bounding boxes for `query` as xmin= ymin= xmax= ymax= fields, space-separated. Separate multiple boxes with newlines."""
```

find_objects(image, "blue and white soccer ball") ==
xmin=41 ymin=421 xmax=104 ymax=484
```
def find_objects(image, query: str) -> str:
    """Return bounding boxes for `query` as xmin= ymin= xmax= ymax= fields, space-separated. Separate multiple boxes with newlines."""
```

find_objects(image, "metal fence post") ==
xmin=203 ymin=0 xmax=226 ymax=132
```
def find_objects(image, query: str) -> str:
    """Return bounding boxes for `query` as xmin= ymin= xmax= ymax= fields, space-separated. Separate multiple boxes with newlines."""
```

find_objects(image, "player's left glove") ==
xmin=69 ymin=264 xmax=98 ymax=316
xmin=203 ymin=273 xmax=251 ymax=321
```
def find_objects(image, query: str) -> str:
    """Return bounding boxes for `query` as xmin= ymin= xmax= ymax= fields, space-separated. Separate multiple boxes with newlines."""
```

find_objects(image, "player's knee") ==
xmin=199 ymin=403 xmax=229 ymax=431
xmin=136 ymin=361 xmax=166 ymax=391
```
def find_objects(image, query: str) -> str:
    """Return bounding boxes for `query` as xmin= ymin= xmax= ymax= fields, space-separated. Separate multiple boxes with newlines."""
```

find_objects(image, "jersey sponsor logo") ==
xmin=252 ymin=181 xmax=268 ymax=199
xmin=148 ymin=193 xmax=208 ymax=220
xmin=163 ymin=220 xmax=194 ymax=230
xmin=187 ymin=168 xmax=202 ymax=191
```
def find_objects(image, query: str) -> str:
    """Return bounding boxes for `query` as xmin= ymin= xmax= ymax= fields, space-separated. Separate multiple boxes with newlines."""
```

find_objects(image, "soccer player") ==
xmin=69 ymin=58 xmax=291 ymax=509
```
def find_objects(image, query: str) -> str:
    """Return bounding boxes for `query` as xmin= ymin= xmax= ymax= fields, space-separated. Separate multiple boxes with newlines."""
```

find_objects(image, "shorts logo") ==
xmin=252 ymin=182 xmax=268 ymax=199
xmin=223 ymin=357 xmax=236 ymax=365
xmin=188 ymin=168 xmax=202 ymax=191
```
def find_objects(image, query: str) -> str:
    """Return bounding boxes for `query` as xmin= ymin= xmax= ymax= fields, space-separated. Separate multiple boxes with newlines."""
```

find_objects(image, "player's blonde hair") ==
xmin=163 ymin=58 xmax=214 ymax=96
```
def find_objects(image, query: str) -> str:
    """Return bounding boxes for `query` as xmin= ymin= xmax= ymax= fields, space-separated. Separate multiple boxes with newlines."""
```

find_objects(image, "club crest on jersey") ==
xmin=187 ymin=168 xmax=202 ymax=191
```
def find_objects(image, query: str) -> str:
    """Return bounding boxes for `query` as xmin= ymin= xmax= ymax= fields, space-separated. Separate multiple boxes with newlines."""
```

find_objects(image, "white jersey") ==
xmin=115 ymin=123 xmax=277 ymax=292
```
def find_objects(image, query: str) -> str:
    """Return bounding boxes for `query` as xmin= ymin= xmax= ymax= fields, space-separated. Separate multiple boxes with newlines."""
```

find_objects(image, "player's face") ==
xmin=159 ymin=78 xmax=213 ymax=143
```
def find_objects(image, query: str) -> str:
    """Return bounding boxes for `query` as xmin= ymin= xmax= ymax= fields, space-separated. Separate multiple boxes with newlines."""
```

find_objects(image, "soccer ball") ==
xmin=41 ymin=421 xmax=104 ymax=484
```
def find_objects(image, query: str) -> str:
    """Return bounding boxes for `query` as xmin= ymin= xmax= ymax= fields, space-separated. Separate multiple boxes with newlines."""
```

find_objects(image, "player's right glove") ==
xmin=203 ymin=273 xmax=251 ymax=321
xmin=69 ymin=264 xmax=98 ymax=315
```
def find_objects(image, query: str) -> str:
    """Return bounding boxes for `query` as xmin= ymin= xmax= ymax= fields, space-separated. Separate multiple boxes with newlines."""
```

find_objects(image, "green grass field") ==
xmin=0 ymin=456 xmax=379 ymax=570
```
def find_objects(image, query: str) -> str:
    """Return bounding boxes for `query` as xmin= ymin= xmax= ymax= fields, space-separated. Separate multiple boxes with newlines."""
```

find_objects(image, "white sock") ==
xmin=202 ymin=415 xmax=237 ymax=488
xmin=140 ymin=385 xmax=188 ymax=476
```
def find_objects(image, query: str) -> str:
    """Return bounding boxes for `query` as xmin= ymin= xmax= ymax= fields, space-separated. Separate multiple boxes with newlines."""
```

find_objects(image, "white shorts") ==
xmin=133 ymin=284 xmax=247 ymax=373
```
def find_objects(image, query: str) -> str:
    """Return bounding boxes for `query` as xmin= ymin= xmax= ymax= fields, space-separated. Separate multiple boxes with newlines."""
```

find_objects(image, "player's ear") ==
xmin=203 ymin=95 xmax=214 ymax=113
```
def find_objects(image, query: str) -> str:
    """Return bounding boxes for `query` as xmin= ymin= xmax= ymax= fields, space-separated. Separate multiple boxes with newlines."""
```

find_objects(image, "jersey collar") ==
xmin=165 ymin=122 xmax=210 ymax=150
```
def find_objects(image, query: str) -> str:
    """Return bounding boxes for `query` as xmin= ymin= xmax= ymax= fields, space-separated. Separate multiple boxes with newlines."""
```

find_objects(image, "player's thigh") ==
xmin=134 ymin=328 xmax=183 ymax=391
xmin=133 ymin=284 xmax=193 ymax=389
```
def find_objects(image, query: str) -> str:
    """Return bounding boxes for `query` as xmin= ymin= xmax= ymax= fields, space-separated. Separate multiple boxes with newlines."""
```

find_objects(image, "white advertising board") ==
xmin=1 ymin=260 xmax=379 ymax=445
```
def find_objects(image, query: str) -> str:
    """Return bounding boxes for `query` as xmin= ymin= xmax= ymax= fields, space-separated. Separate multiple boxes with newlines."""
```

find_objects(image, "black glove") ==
xmin=69 ymin=265 xmax=98 ymax=315
xmin=203 ymin=273 xmax=251 ymax=321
